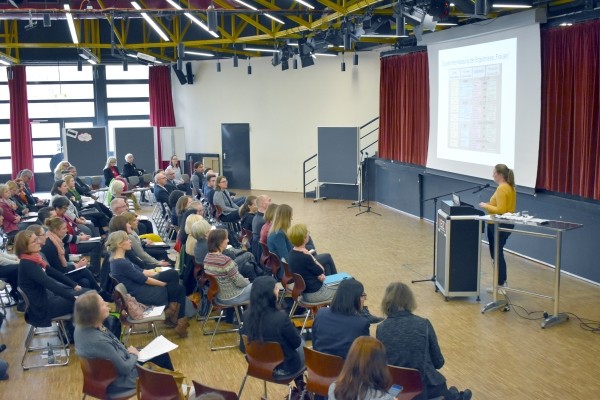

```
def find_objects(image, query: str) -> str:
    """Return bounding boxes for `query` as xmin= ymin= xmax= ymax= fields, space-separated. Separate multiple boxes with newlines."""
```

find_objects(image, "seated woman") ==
xmin=203 ymin=228 xmax=252 ymax=305
xmin=239 ymin=276 xmax=304 ymax=389
xmin=107 ymin=179 xmax=139 ymax=212
xmin=184 ymin=214 xmax=204 ymax=259
xmin=0 ymin=184 xmax=22 ymax=239
xmin=168 ymin=190 xmax=186 ymax=226
xmin=64 ymin=174 xmax=111 ymax=222
xmin=108 ymin=231 xmax=188 ymax=337
xmin=123 ymin=212 xmax=169 ymax=262
xmin=51 ymin=196 xmax=103 ymax=275
xmin=328 ymin=337 xmax=395 ymax=400
xmin=312 ymin=278 xmax=370 ymax=359
xmin=51 ymin=180 xmax=95 ymax=236
xmin=239 ymin=195 xmax=257 ymax=232
xmin=175 ymin=195 xmax=192 ymax=228
xmin=269 ymin=204 xmax=337 ymax=276
xmin=54 ymin=160 xmax=72 ymax=181
xmin=192 ymin=219 xmax=212 ymax=266
xmin=259 ymin=203 xmax=278 ymax=246
xmin=376 ymin=282 xmax=472 ymax=400
xmin=212 ymin=176 xmax=241 ymax=223
xmin=286 ymin=224 xmax=335 ymax=303
xmin=74 ymin=291 xmax=174 ymax=398
xmin=36 ymin=220 xmax=109 ymax=300
xmin=110 ymin=214 xmax=171 ymax=269
xmin=7 ymin=180 xmax=29 ymax=216
xmin=16 ymin=230 xmax=85 ymax=329
xmin=103 ymin=156 xmax=126 ymax=188
xmin=0 ymin=209 xmax=20 ymax=305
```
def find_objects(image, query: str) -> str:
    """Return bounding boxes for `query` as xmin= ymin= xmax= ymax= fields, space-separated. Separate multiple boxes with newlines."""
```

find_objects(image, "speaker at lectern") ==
xmin=435 ymin=200 xmax=483 ymax=300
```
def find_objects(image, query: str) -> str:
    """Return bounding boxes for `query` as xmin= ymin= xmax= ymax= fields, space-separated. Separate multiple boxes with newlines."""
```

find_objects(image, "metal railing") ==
xmin=303 ymin=153 xmax=318 ymax=198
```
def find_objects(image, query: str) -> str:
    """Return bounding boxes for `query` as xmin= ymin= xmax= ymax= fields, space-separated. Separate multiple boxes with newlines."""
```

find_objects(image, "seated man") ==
xmin=17 ymin=169 xmax=48 ymax=211
xmin=153 ymin=172 xmax=170 ymax=206
xmin=165 ymin=166 xmax=190 ymax=194
xmin=203 ymin=173 xmax=217 ymax=205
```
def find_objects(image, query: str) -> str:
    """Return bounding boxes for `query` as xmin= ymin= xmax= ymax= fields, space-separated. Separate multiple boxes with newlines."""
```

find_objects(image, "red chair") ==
xmin=288 ymin=273 xmax=332 ymax=334
xmin=266 ymin=251 xmax=282 ymax=279
xmin=388 ymin=365 xmax=424 ymax=400
xmin=259 ymin=241 xmax=271 ymax=268
xmin=238 ymin=335 xmax=305 ymax=399
xmin=135 ymin=364 xmax=183 ymax=400
xmin=192 ymin=380 xmax=239 ymax=400
xmin=303 ymin=347 xmax=345 ymax=397
xmin=80 ymin=357 xmax=136 ymax=399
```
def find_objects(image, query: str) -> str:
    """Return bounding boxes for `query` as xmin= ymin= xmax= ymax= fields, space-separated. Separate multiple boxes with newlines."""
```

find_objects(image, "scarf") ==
xmin=20 ymin=253 xmax=49 ymax=270
xmin=110 ymin=166 xmax=119 ymax=178
xmin=47 ymin=231 xmax=68 ymax=268
xmin=68 ymin=188 xmax=81 ymax=202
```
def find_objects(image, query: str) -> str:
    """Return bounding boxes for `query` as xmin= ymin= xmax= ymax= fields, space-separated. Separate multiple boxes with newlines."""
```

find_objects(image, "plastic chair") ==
xmin=17 ymin=288 xmax=71 ymax=370
xmin=266 ymin=251 xmax=282 ymax=280
xmin=259 ymin=241 xmax=271 ymax=269
xmin=135 ymin=364 xmax=182 ymax=400
xmin=288 ymin=273 xmax=332 ymax=335
xmin=192 ymin=380 xmax=239 ymax=400
xmin=199 ymin=272 xmax=247 ymax=351
xmin=303 ymin=347 xmax=345 ymax=397
xmin=388 ymin=365 xmax=424 ymax=400
xmin=113 ymin=283 xmax=165 ymax=346
xmin=238 ymin=335 xmax=305 ymax=400
xmin=79 ymin=357 xmax=136 ymax=399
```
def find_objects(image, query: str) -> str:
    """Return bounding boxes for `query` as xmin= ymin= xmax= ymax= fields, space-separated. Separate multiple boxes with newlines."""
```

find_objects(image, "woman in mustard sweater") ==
xmin=479 ymin=164 xmax=516 ymax=286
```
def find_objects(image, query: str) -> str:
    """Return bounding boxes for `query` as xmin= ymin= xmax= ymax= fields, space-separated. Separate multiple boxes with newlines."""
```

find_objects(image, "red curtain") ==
xmin=378 ymin=52 xmax=430 ymax=166
xmin=537 ymin=20 xmax=600 ymax=200
xmin=149 ymin=65 xmax=176 ymax=167
xmin=8 ymin=65 xmax=35 ymax=191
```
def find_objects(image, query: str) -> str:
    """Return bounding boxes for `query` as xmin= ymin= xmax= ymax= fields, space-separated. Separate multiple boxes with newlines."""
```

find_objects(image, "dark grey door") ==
xmin=221 ymin=123 xmax=250 ymax=189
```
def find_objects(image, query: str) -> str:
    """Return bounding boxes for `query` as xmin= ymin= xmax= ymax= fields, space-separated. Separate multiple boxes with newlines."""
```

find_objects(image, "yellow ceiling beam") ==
xmin=212 ymin=0 xmax=275 ymax=37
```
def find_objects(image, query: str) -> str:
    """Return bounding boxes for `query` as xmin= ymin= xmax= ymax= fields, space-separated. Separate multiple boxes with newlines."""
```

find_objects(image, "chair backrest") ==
xmin=214 ymin=204 xmax=223 ymax=218
xmin=127 ymin=176 xmax=140 ymax=187
xmin=303 ymin=347 xmax=345 ymax=396
xmin=17 ymin=287 xmax=30 ymax=313
xmin=79 ymin=357 xmax=120 ymax=399
xmin=290 ymin=273 xmax=306 ymax=301
xmin=259 ymin=241 xmax=271 ymax=267
xmin=113 ymin=283 xmax=132 ymax=324
xmin=192 ymin=380 xmax=239 ymax=400
xmin=135 ymin=364 xmax=181 ymax=400
xmin=280 ymin=260 xmax=294 ymax=288
xmin=266 ymin=251 xmax=281 ymax=279
xmin=202 ymin=272 xmax=221 ymax=305
xmin=387 ymin=365 xmax=424 ymax=397
xmin=91 ymin=176 xmax=103 ymax=189
xmin=241 ymin=335 xmax=285 ymax=382
xmin=181 ymin=173 xmax=190 ymax=183
xmin=142 ymin=173 xmax=153 ymax=185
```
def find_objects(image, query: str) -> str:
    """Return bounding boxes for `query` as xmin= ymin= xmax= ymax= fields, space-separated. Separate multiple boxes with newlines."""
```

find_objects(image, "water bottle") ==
xmin=47 ymin=342 xmax=55 ymax=364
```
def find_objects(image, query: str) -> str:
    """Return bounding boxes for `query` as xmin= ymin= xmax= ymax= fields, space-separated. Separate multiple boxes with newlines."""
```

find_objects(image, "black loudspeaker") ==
xmin=172 ymin=64 xmax=187 ymax=85
xmin=185 ymin=62 xmax=194 ymax=84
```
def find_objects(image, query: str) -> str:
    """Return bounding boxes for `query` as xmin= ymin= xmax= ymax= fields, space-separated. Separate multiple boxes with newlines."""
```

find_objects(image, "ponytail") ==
xmin=507 ymin=169 xmax=515 ymax=188
xmin=495 ymin=164 xmax=515 ymax=188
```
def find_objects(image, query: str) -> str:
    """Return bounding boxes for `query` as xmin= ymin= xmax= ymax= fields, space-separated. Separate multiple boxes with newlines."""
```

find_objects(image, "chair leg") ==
xmin=238 ymin=374 xmax=248 ymax=398
xmin=300 ymin=309 xmax=313 ymax=335
xmin=200 ymin=305 xmax=215 ymax=334
xmin=264 ymin=380 xmax=268 ymax=399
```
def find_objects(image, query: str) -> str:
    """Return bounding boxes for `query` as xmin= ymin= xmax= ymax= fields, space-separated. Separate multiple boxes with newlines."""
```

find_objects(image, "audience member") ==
xmin=122 ymin=153 xmax=145 ymax=180
xmin=376 ymin=282 xmax=472 ymax=400
xmin=65 ymin=166 xmax=96 ymax=199
xmin=203 ymin=229 xmax=252 ymax=305
xmin=17 ymin=169 xmax=48 ymax=210
xmin=239 ymin=196 xmax=257 ymax=232
xmin=7 ymin=181 xmax=28 ymax=216
xmin=153 ymin=172 xmax=170 ymax=206
xmin=203 ymin=173 xmax=217 ymax=203
xmin=190 ymin=161 xmax=205 ymax=199
xmin=168 ymin=155 xmax=185 ymax=184
xmin=0 ymin=184 xmax=22 ymax=239
xmin=54 ymin=160 xmax=71 ymax=181
xmin=108 ymin=231 xmax=188 ymax=337
xmin=328 ymin=337 xmax=395 ymax=400
xmin=64 ymin=175 xmax=110 ymax=236
xmin=0 ymin=208 xmax=20 ymax=306
xmin=51 ymin=182 xmax=94 ymax=236
xmin=259 ymin=203 xmax=278 ymax=245
xmin=74 ymin=291 xmax=174 ymax=397
xmin=312 ymin=278 xmax=370 ymax=359
xmin=251 ymin=195 xmax=271 ymax=262
xmin=123 ymin=212 xmax=168 ymax=261
xmin=103 ymin=156 xmax=126 ymax=187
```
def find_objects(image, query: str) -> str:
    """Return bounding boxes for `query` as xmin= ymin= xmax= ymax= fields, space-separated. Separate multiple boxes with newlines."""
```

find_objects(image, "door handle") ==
xmin=223 ymin=152 xmax=226 ymax=160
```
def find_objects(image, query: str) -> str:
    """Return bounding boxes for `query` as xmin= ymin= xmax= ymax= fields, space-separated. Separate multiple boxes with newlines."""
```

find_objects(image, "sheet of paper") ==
xmin=66 ymin=265 xmax=87 ymax=274
xmin=137 ymin=335 xmax=178 ymax=362
xmin=149 ymin=242 xmax=167 ymax=246
xmin=143 ymin=305 xmax=165 ymax=318
xmin=84 ymin=236 xmax=102 ymax=242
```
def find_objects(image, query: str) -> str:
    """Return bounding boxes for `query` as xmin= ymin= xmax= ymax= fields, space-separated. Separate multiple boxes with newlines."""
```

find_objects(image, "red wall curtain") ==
xmin=149 ymin=65 xmax=176 ymax=166
xmin=8 ymin=65 xmax=35 ymax=191
xmin=378 ymin=52 xmax=430 ymax=166
xmin=537 ymin=20 xmax=600 ymax=200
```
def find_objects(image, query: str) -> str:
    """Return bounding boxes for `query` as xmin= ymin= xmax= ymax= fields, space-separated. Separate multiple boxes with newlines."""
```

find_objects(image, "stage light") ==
xmin=233 ymin=54 xmax=239 ymax=67
xmin=122 ymin=59 xmax=128 ymax=71
xmin=217 ymin=61 xmax=221 ymax=72
xmin=353 ymin=52 xmax=358 ymax=66
xmin=131 ymin=1 xmax=170 ymax=41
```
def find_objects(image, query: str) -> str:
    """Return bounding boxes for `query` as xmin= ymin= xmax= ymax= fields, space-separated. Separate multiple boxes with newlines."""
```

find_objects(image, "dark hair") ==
xmin=245 ymin=276 xmax=278 ymax=343
xmin=175 ymin=195 xmax=191 ymax=216
xmin=109 ymin=215 xmax=130 ymax=233
xmin=207 ymin=228 xmax=228 ymax=252
xmin=330 ymin=279 xmax=364 ymax=315
xmin=239 ymin=195 xmax=257 ymax=218
xmin=50 ymin=180 xmax=66 ymax=196
xmin=193 ymin=161 xmax=203 ymax=169
xmin=26 ymin=224 xmax=43 ymax=234
xmin=168 ymin=190 xmax=185 ymax=209
xmin=215 ymin=176 xmax=227 ymax=191
xmin=51 ymin=196 xmax=70 ymax=210
xmin=37 ymin=206 xmax=54 ymax=224
xmin=334 ymin=337 xmax=391 ymax=400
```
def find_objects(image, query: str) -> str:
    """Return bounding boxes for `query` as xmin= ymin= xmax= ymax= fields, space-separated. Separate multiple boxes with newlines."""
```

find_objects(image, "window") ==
xmin=28 ymin=84 xmax=94 ymax=101
xmin=107 ymin=84 xmax=149 ymax=98
xmin=107 ymin=102 xmax=149 ymax=116
xmin=106 ymin=64 xmax=149 ymax=80
xmin=29 ymin=102 xmax=95 ymax=119
xmin=26 ymin=65 xmax=93 ymax=82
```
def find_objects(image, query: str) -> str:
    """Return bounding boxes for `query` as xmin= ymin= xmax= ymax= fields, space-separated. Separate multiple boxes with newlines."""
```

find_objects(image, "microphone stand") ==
xmin=356 ymin=152 xmax=381 ymax=217
xmin=412 ymin=184 xmax=489 ymax=287
xmin=348 ymin=151 xmax=365 ymax=209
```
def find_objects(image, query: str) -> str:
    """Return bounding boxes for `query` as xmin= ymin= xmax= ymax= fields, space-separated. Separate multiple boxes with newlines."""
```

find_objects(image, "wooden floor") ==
xmin=1 ymin=191 xmax=600 ymax=399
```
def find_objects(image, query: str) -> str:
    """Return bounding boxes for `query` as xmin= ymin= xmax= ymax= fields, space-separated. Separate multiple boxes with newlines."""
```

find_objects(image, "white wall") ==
xmin=171 ymin=50 xmax=381 ymax=192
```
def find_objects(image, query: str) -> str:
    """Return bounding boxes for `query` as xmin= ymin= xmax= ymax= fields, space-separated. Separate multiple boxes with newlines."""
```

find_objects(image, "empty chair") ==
xmin=79 ymin=357 xmax=136 ymax=400
xmin=193 ymin=380 xmax=239 ymax=400
xmin=303 ymin=347 xmax=345 ymax=397
xmin=238 ymin=335 xmax=305 ymax=400
xmin=135 ymin=364 xmax=187 ymax=400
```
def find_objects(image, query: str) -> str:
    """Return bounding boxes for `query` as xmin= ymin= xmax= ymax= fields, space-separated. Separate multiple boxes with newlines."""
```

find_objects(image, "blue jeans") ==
xmin=487 ymin=224 xmax=513 ymax=285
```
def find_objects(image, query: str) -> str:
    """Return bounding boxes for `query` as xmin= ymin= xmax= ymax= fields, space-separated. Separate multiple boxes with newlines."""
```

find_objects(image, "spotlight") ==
xmin=233 ymin=54 xmax=238 ymax=67
xmin=177 ymin=58 xmax=182 ymax=71
xmin=207 ymin=4 xmax=218 ymax=32
xmin=217 ymin=60 xmax=221 ymax=72
xmin=172 ymin=64 xmax=187 ymax=85
xmin=293 ymin=58 xmax=298 ymax=69
xmin=272 ymin=51 xmax=281 ymax=66
xmin=122 ymin=59 xmax=128 ymax=71
xmin=341 ymin=61 xmax=346 ymax=72
xmin=353 ymin=53 xmax=358 ymax=66
xmin=77 ymin=59 xmax=83 ymax=71
xmin=247 ymin=65 xmax=252 ymax=75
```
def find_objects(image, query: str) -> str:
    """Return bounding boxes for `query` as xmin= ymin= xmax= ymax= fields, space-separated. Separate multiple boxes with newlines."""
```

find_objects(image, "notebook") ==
xmin=324 ymin=272 xmax=353 ymax=286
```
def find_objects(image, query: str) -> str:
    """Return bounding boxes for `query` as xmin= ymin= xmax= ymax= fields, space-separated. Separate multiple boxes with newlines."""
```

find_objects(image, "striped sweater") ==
xmin=204 ymin=252 xmax=250 ymax=300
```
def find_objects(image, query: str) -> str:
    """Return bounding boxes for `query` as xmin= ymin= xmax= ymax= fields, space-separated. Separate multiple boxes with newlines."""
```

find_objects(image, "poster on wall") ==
xmin=62 ymin=127 xmax=108 ymax=178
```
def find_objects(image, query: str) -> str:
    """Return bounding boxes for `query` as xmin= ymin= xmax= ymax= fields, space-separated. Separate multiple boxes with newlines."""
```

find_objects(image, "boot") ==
xmin=165 ymin=302 xmax=180 ymax=326
xmin=174 ymin=317 xmax=189 ymax=338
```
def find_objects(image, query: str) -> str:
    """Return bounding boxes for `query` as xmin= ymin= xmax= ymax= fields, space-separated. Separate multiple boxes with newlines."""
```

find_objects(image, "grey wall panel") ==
xmin=63 ymin=127 xmax=108 ymax=177
xmin=318 ymin=127 xmax=359 ymax=185
xmin=372 ymin=158 xmax=600 ymax=284
xmin=114 ymin=127 xmax=157 ymax=174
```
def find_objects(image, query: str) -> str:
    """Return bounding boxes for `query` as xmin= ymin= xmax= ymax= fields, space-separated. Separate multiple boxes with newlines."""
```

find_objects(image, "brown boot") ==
xmin=174 ymin=317 xmax=189 ymax=338
xmin=164 ymin=302 xmax=179 ymax=326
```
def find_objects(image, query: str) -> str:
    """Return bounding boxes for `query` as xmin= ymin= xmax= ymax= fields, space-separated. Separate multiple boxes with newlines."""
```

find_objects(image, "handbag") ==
xmin=124 ymin=293 xmax=149 ymax=320
xmin=140 ymin=362 xmax=191 ymax=400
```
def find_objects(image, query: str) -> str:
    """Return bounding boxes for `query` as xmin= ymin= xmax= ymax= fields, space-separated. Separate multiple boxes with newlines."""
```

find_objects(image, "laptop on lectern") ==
xmin=452 ymin=193 xmax=461 ymax=206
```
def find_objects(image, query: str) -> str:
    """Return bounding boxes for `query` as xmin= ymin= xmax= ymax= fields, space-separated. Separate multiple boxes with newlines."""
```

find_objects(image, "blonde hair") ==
xmin=0 ymin=184 xmax=9 ymax=197
xmin=264 ymin=203 xmax=278 ymax=223
xmin=287 ymin=224 xmax=308 ymax=247
xmin=190 ymin=220 xmax=211 ymax=240
xmin=381 ymin=282 xmax=417 ymax=315
xmin=269 ymin=204 xmax=292 ymax=235
xmin=45 ymin=216 xmax=66 ymax=232
xmin=64 ymin=174 xmax=74 ymax=185
xmin=106 ymin=231 xmax=129 ymax=255
xmin=6 ymin=180 xmax=17 ymax=191
xmin=109 ymin=179 xmax=124 ymax=196
xmin=185 ymin=214 xmax=203 ymax=234
xmin=104 ymin=157 xmax=117 ymax=170
xmin=495 ymin=164 xmax=515 ymax=188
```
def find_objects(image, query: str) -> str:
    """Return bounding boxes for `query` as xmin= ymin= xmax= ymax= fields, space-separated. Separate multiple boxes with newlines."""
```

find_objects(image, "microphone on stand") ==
xmin=472 ymin=183 xmax=490 ymax=194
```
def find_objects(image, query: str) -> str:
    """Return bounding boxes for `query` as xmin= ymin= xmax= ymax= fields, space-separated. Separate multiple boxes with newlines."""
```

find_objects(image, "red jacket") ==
xmin=0 ymin=200 xmax=19 ymax=233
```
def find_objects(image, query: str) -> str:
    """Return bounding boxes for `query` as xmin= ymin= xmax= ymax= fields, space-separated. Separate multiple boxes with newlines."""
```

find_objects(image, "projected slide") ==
xmin=438 ymin=38 xmax=516 ymax=167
